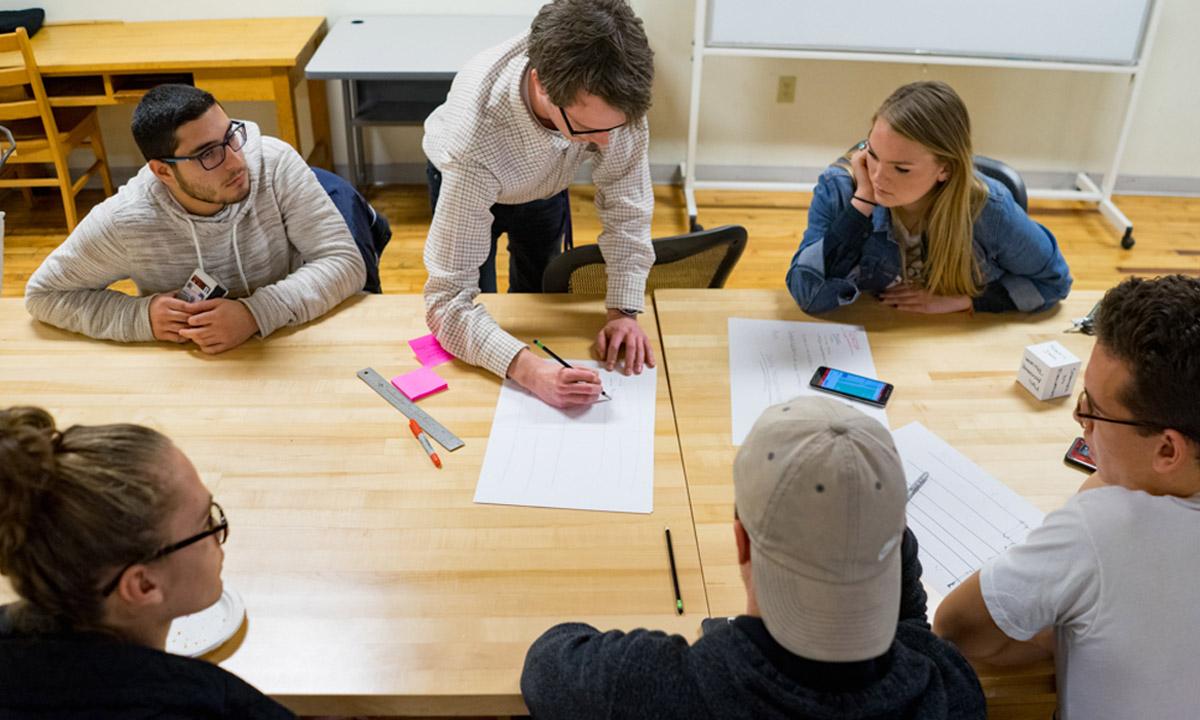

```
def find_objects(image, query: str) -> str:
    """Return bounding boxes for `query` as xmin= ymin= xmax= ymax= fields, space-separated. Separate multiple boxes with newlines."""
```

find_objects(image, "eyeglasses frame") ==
xmin=558 ymin=106 xmax=625 ymax=137
xmin=158 ymin=121 xmax=247 ymax=171
xmin=99 ymin=501 xmax=228 ymax=597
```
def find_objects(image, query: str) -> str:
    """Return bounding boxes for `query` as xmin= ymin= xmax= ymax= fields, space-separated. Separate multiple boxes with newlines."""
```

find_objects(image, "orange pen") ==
xmin=409 ymin=418 xmax=442 ymax=469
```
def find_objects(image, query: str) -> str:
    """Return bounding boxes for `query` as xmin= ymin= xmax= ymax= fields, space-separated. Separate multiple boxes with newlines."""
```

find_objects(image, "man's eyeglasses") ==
xmin=100 ymin=501 xmax=228 ymax=597
xmin=159 ymin=121 xmax=247 ymax=171
xmin=558 ymin=107 xmax=625 ymax=136
xmin=1073 ymin=389 xmax=1163 ymax=431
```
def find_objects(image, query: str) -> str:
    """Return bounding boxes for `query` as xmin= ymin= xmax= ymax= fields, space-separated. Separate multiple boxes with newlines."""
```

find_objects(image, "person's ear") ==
xmin=148 ymin=159 xmax=175 ymax=185
xmin=734 ymin=519 xmax=752 ymax=566
xmin=936 ymin=162 xmax=951 ymax=183
xmin=113 ymin=564 xmax=166 ymax=609
xmin=1152 ymin=429 xmax=1193 ymax=476
xmin=529 ymin=67 xmax=545 ymax=99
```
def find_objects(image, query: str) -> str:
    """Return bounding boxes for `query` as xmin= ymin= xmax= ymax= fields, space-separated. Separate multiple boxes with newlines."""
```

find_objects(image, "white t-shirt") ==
xmin=981 ymin=486 xmax=1200 ymax=720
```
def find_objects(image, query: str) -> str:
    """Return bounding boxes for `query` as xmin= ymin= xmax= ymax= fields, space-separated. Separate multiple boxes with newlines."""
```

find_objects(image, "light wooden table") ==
xmin=3 ymin=18 xmax=332 ymax=168
xmin=654 ymin=288 xmax=1102 ymax=720
xmin=0 ymin=294 xmax=706 ymax=716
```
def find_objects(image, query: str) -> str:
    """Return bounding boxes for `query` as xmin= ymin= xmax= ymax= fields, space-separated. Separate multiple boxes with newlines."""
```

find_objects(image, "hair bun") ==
xmin=0 ymin=407 xmax=60 ymax=566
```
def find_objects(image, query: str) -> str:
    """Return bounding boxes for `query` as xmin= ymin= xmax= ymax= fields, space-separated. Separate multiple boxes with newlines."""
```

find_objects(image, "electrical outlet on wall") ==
xmin=776 ymin=75 xmax=796 ymax=103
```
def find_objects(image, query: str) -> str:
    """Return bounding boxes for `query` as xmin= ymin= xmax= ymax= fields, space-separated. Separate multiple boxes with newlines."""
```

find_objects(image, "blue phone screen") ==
xmin=818 ymin=368 xmax=887 ymax=401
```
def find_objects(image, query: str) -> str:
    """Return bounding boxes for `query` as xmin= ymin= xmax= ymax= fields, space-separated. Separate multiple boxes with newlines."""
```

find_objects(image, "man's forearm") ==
xmin=934 ymin=571 xmax=1051 ymax=666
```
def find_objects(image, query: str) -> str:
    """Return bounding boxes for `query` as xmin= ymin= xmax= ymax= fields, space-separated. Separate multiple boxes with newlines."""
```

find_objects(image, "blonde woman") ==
xmin=0 ymin=407 xmax=293 ymax=719
xmin=787 ymin=81 xmax=1072 ymax=314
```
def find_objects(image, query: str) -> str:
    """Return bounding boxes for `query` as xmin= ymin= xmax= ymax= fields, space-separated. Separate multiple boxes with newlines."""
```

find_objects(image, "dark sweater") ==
xmin=0 ymin=605 xmax=294 ymax=720
xmin=521 ymin=530 xmax=985 ymax=720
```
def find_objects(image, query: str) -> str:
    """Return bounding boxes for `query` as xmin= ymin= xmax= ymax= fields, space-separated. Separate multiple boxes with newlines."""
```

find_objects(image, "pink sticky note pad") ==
xmin=408 ymin=333 xmax=455 ymax=367
xmin=391 ymin=367 xmax=448 ymax=401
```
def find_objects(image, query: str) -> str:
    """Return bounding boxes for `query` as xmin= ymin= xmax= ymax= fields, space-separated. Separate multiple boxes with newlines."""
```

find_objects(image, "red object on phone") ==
xmin=1064 ymin=436 xmax=1096 ymax=473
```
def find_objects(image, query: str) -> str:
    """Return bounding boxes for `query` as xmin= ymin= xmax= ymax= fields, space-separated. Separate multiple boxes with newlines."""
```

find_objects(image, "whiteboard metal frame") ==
xmin=681 ymin=0 xmax=1164 ymax=249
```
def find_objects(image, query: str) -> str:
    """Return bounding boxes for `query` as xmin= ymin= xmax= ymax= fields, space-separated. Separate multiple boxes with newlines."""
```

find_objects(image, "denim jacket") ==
xmin=786 ymin=165 xmax=1073 ymax=314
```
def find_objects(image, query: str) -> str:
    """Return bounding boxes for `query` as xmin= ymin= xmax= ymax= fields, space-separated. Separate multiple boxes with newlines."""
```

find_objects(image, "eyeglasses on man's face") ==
xmin=1073 ymin=389 xmax=1163 ymax=432
xmin=160 ymin=121 xmax=247 ymax=171
xmin=558 ymin=106 xmax=626 ymax=136
xmin=100 ymin=501 xmax=228 ymax=597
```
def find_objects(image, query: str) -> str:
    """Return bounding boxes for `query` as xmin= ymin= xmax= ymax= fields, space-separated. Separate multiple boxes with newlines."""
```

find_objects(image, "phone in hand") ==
xmin=809 ymin=366 xmax=893 ymax=408
xmin=176 ymin=268 xmax=229 ymax=303
xmin=1064 ymin=436 xmax=1097 ymax=473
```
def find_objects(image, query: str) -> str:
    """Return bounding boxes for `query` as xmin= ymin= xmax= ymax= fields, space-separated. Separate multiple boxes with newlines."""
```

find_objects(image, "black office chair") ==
xmin=974 ymin=155 xmax=1028 ymax=212
xmin=541 ymin=224 xmax=748 ymax=294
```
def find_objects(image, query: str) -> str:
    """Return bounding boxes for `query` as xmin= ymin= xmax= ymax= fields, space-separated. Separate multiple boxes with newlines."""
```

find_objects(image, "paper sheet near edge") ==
xmin=474 ymin=362 xmax=657 ymax=514
xmin=893 ymin=422 xmax=1045 ymax=593
xmin=728 ymin=318 xmax=888 ymax=445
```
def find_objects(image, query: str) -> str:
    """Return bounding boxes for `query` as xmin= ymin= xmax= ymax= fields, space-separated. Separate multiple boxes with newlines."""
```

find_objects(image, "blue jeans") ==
xmin=313 ymin=167 xmax=392 ymax=293
xmin=426 ymin=161 xmax=571 ymax=293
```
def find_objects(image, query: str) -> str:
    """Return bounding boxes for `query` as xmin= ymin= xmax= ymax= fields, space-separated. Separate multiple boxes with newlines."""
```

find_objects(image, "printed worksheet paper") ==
xmin=728 ymin=318 xmax=888 ymax=445
xmin=475 ymin=362 xmax=657 ymax=514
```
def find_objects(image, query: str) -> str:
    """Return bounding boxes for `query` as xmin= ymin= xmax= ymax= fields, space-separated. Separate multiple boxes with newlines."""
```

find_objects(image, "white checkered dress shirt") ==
xmin=422 ymin=33 xmax=655 ymax=378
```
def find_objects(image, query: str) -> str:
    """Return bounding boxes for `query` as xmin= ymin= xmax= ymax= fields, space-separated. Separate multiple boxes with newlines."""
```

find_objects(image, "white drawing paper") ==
xmin=475 ymin=362 xmax=657 ymax=514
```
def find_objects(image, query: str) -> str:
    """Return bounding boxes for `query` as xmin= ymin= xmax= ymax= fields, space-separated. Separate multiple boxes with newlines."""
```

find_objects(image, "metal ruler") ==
xmin=356 ymin=367 xmax=464 ymax=452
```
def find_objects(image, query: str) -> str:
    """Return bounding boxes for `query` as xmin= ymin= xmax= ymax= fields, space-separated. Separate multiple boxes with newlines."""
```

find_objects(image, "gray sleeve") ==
xmin=24 ymin=209 xmax=156 ymax=342
xmin=239 ymin=147 xmax=366 ymax=337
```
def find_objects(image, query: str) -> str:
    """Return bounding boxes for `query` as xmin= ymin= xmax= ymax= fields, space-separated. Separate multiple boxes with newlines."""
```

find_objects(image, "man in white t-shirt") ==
xmin=934 ymin=274 xmax=1200 ymax=720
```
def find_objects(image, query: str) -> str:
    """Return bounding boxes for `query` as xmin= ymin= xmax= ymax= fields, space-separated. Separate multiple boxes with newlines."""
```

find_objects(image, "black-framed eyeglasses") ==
xmin=159 ymin=121 xmax=247 ymax=171
xmin=99 ymin=501 xmax=228 ymax=597
xmin=558 ymin=106 xmax=625 ymax=136
xmin=1073 ymin=389 xmax=1163 ymax=431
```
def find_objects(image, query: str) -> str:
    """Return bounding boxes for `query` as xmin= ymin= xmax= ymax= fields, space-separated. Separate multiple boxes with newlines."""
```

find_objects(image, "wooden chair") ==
xmin=0 ymin=26 xmax=113 ymax=231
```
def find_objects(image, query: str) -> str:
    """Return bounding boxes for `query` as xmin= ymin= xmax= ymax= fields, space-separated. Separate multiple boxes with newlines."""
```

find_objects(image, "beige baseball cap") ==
xmin=734 ymin=395 xmax=907 ymax=662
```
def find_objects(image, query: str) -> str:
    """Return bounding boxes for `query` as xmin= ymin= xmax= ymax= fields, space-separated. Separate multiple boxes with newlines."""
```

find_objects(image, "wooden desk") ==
xmin=0 ymin=294 xmax=706 ymax=716
xmin=3 ymin=19 xmax=332 ymax=168
xmin=654 ymin=288 xmax=1101 ymax=720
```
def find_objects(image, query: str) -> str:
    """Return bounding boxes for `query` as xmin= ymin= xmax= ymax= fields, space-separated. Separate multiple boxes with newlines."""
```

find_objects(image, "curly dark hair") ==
xmin=0 ymin=407 xmax=172 ymax=633
xmin=131 ymin=84 xmax=218 ymax=162
xmin=527 ymin=0 xmax=654 ymax=120
xmin=1095 ymin=275 xmax=1200 ymax=446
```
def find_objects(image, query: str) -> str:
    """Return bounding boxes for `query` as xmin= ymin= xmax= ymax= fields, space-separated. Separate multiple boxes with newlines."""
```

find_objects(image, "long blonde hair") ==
xmin=0 ymin=407 xmax=172 ymax=633
xmin=875 ymin=81 xmax=988 ymax=297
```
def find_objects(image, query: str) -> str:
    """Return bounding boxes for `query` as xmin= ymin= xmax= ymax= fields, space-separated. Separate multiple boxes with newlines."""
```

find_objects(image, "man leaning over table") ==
xmin=25 ymin=84 xmax=367 ymax=354
xmin=935 ymin=274 xmax=1200 ymax=720
xmin=423 ymin=0 xmax=657 ymax=409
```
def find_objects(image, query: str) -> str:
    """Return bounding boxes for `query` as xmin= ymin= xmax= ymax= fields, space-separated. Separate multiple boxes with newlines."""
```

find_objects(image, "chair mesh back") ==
xmin=567 ymin=243 xmax=733 ymax=294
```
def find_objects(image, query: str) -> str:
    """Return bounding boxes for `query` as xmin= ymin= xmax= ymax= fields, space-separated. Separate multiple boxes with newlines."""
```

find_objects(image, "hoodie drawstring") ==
xmin=187 ymin=217 xmax=205 ymax=273
xmin=230 ymin=223 xmax=250 ymax=296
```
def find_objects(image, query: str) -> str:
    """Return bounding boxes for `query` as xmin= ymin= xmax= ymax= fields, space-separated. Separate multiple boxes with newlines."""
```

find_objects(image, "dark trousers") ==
xmin=426 ymin=161 xmax=571 ymax=293
xmin=313 ymin=167 xmax=392 ymax=293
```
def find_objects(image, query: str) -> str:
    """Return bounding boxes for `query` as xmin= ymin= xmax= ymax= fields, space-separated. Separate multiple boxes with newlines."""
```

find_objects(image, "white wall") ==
xmin=30 ymin=0 xmax=1200 ymax=186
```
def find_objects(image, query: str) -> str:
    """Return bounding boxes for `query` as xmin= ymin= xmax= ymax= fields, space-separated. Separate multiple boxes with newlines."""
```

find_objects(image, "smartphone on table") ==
xmin=808 ymin=366 xmax=893 ymax=408
xmin=1064 ymin=436 xmax=1097 ymax=473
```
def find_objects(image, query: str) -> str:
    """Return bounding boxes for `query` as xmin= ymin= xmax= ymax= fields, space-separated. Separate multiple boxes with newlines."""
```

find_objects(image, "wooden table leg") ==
xmin=272 ymin=67 xmax=301 ymax=153
xmin=306 ymin=77 xmax=333 ymax=170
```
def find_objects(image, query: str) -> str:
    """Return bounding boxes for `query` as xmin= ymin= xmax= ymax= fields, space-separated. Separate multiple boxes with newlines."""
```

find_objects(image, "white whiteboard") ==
xmin=708 ymin=0 xmax=1154 ymax=66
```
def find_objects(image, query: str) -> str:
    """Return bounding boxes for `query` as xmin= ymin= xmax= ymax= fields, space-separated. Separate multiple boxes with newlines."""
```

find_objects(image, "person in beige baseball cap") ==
xmin=520 ymin=396 xmax=985 ymax=719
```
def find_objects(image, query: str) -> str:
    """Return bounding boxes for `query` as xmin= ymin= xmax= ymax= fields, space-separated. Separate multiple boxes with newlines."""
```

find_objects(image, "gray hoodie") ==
xmin=25 ymin=122 xmax=366 ymax=341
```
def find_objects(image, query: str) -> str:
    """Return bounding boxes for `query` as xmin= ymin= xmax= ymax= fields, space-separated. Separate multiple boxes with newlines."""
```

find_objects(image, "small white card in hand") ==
xmin=474 ymin=362 xmax=657 ymax=514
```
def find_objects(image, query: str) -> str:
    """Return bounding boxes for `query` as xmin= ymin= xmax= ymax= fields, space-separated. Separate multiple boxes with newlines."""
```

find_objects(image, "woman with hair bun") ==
xmin=787 ymin=81 xmax=1072 ymax=315
xmin=0 ymin=406 xmax=293 ymax=719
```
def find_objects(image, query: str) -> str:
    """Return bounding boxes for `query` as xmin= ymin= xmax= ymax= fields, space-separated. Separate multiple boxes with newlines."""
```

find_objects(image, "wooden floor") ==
xmin=2 ymin=184 xmax=1199 ymax=297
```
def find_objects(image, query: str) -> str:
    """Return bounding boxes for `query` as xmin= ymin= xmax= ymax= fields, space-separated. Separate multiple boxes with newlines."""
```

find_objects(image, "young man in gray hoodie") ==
xmin=25 ymin=84 xmax=366 ymax=354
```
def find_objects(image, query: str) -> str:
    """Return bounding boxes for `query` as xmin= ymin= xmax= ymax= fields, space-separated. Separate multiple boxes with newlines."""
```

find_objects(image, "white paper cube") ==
xmin=1017 ymin=341 xmax=1081 ymax=401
